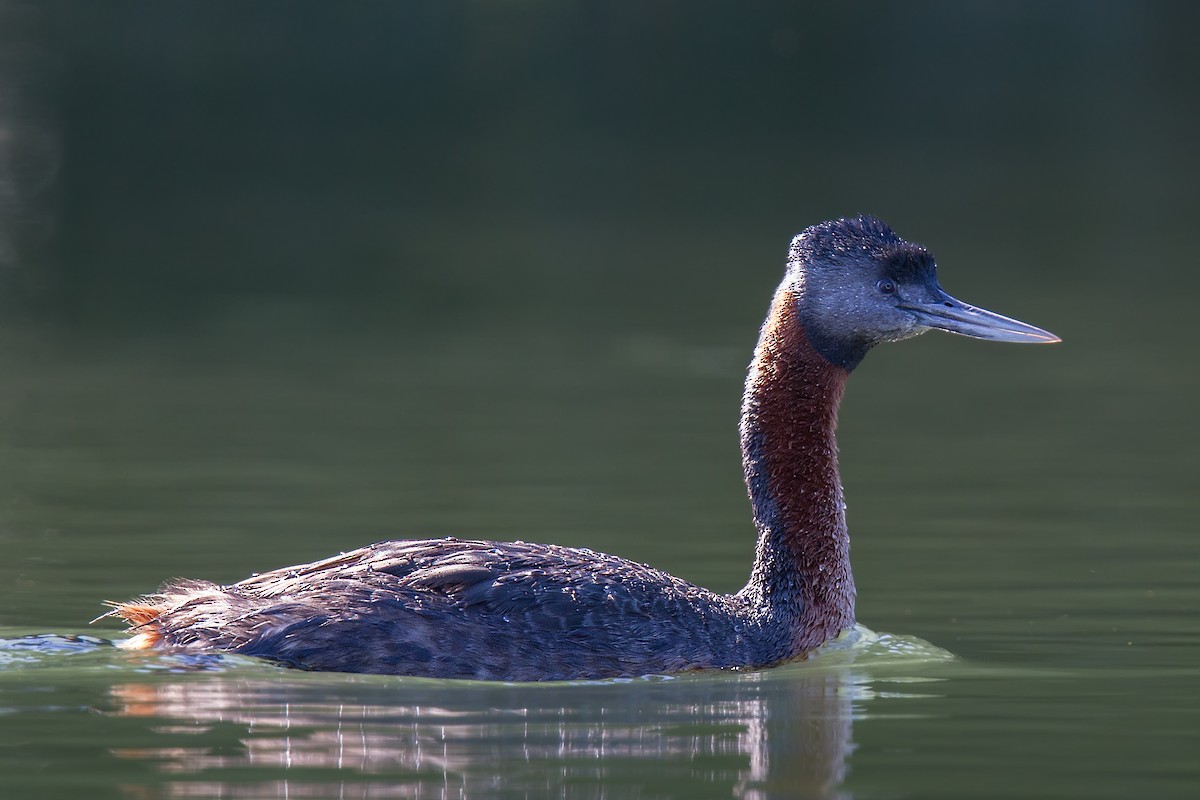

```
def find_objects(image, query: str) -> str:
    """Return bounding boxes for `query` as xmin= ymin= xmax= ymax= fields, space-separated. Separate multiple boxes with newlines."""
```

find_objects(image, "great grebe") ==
xmin=104 ymin=216 xmax=1058 ymax=680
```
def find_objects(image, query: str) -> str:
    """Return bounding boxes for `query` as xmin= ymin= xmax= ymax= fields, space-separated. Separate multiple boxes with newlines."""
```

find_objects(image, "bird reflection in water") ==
xmin=103 ymin=650 xmax=908 ymax=800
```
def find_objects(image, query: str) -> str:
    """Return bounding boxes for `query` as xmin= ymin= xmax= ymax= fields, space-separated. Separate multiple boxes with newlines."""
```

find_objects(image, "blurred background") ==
xmin=0 ymin=0 xmax=1196 ymax=656
xmin=7 ymin=1 xmax=1199 ymax=324
xmin=2 ymin=3 xmax=1198 ymax=799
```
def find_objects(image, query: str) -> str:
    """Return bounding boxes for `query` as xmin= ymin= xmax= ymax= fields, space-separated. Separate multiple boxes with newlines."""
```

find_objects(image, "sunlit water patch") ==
xmin=0 ymin=630 xmax=267 ymax=681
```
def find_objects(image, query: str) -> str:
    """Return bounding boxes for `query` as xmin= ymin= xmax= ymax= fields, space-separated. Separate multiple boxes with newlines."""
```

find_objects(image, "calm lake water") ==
xmin=0 ymin=277 xmax=1195 ymax=798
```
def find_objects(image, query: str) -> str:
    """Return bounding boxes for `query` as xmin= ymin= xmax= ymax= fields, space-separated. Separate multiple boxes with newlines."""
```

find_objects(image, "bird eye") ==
xmin=877 ymin=279 xmax=897 ymax=295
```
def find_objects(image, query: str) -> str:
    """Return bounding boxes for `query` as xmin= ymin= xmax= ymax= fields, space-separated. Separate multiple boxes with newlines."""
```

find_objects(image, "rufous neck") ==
xmin=738 ymin=284 xmax=856 ymax=652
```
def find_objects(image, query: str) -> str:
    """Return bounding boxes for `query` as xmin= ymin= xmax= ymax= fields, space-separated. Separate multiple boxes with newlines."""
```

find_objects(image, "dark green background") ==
xmin=7 ymin=1 xmax=1197 ymax=323
xmin=1 ymin=3 xmax=1196 ymax=799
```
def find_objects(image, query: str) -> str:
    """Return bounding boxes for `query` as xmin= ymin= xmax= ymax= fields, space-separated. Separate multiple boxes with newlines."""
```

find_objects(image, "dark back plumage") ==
xmin=125 ymin=538 xmax=788 ymax=680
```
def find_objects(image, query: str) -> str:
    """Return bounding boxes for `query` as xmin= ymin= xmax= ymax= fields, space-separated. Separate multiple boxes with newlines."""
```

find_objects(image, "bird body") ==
xmin=122 ymin=539 xmax=772 ymax=680
xmin=107 ymin=216 xmax=1058 ymax=680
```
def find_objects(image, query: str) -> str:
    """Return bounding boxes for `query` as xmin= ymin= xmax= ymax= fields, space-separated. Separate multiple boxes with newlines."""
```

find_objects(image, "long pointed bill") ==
xmin=899 ymin=290 xmax=1061 ymax=344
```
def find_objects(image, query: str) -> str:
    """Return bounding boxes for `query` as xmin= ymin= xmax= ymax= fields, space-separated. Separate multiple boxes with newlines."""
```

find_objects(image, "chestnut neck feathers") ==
xmin=738 ymin=283 xmax=856 ymax=653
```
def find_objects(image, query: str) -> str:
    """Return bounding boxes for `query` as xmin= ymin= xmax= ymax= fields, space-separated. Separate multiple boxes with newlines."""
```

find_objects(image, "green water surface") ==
xmin=2 ymin=2 xmax=1198 ymax=798
xmin=0 ymin=304 xmax=1194 ymax=798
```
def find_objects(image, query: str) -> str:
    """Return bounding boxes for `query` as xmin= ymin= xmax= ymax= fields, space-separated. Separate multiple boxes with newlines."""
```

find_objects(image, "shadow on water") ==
xmin=0 ymin=628 xmax=951 ymax=799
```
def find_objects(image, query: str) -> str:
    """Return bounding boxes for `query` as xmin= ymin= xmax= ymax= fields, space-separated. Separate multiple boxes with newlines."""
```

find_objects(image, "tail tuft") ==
xmin=96 ymin=600 xmax=165 ymax=649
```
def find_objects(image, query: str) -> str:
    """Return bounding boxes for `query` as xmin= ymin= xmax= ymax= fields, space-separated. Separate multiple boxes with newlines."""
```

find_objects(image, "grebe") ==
xmin=104 ymin=216 xmax=1059 ymax=680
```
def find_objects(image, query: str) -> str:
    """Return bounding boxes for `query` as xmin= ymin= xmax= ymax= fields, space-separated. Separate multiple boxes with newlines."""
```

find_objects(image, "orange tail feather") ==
xmin=103 ymin=601 xmax=166 ymax=649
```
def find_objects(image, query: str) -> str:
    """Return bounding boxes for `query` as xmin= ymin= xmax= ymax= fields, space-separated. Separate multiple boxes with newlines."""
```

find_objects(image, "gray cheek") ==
xmin=881 ymin=315 xmax=927 ymax=343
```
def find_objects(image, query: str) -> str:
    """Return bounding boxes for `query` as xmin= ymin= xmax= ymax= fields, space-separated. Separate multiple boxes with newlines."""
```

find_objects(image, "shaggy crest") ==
xmin=789 ymin=215 xmax=934 ymax=282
